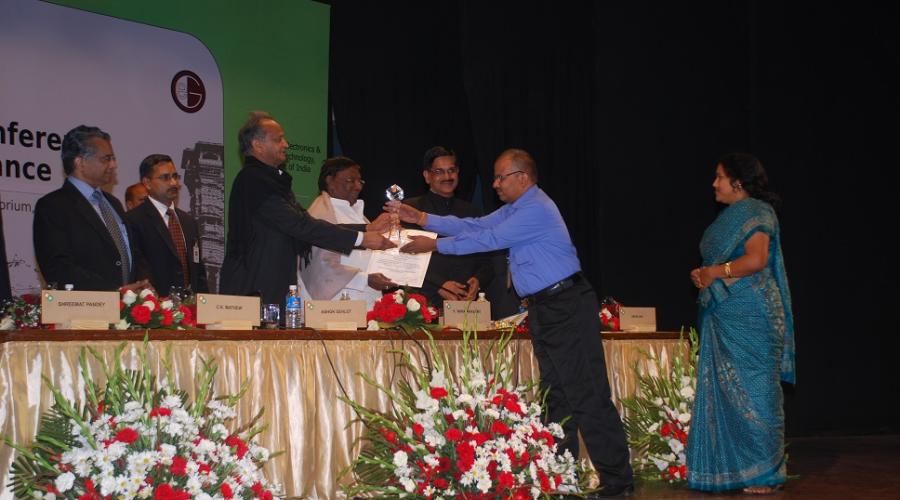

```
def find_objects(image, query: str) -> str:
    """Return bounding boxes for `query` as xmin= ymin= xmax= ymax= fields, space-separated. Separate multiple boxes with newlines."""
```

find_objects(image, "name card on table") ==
xmin=443 ymin=300 xmax=491 ymax=331
xmin=305 ymin=300 xmax=366 ymax=330
xmin=619 ymin=306 xmax=657 ymax=332
xmin=41 ymin=290 xmax=120 ymax=329
xmin=196 ymin=294 xmax=260 ymax=330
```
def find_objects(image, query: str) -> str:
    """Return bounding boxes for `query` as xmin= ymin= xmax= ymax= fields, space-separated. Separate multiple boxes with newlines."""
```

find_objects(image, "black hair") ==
xmin=318 ymin=156 xmax=360 ymax=192
xmin=422 ymin=146 xmax=455 ymax=171
xmin=718 ymin=153 xmax=781 ymax=209
xmin=138 ymin=154 xmax=174 ymax=180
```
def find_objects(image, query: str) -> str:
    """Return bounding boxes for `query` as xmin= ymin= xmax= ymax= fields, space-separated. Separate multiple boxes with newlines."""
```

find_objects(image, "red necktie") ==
xmin=167 ymin=208 xmax=190 ymax=287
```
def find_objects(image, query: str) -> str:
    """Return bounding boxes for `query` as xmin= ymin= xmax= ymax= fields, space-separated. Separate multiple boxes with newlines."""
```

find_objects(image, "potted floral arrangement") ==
xmin=599 ymin=297 xmax=621 ymax=331
xmin=366 ymin=288 xmax=439 ymax=333
xmin=340 ymin=330 xmax=594 ymax=497
xmin=620 ymin=327 xmax=698 ymax=482
xmin=3 ymin=339 xmax=279 ymax=499
xmin=117 ymin=288 xmax=195 ymax=330
xmin=0 ymin=293 xmax=47 ymax=330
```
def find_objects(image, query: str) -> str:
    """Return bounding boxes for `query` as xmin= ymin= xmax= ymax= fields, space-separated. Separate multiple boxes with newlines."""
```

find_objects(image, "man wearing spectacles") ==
xmin=33 ymin=125 xmax=151 ymax=292
xmin=389 ymin=149 xmax=634 ymax=498
xmin=126 ymin=154 xmax=209 ymax=297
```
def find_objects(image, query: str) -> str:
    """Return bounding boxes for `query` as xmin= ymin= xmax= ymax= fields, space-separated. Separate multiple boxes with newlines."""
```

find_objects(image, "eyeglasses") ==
xmin=154 ymin=172 xmax=181 ymax=182
xmin=493 ymin=170 xmax=524 ymax=182
xmin=429 ymin=166 xmax=458 ymax=177
xmin=86 ymin=153 xmax=116 ymax=165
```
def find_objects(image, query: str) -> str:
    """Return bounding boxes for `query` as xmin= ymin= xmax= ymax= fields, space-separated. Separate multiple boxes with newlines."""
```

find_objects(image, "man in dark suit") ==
xmin=403 ymin=146 xmax=492 ymax=307
xmin=33 ymin=125 xmax=150 ymax=291
xmin=126 ymin=154 xmax=208 ymax=296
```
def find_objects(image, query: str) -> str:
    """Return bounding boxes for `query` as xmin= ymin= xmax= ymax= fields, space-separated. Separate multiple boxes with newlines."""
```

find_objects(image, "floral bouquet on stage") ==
xmin=599 ymin=297 xmax=621 ymax=331
xmin=0 ymin=293 xmax=47 ymax=330
xmin=340 ymin=330 xmax=594 ymax=497
xmin=621 ymin=327 xmax=698 ymax=482
xmin=117 ymin=288 xmax=195 ymax=330
xmin=366 ymin=288 xmax=439 ymax=333
xmin=3 ymin=339 xmax=279 ymax=499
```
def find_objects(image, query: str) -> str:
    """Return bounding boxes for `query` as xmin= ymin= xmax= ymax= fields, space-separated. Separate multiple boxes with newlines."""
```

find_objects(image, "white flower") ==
xmin=0 ymin=317 xmax=16 ymax=330
xmin=393 ymin=450 xmax=408 ymax=468
xmin=143 ymin=299 xmax=156 ymax=312
xmin=161 ymin=300 xmax=174 ymax=311
xmin=393 ymin=290 xmax=405 ymax=304
xmin=679 ymin=386 xmax=695 ymax=399
xmin=367 ymin=319 xmax=380 ymax=330
xmin=139 ymin=288 xmax=154 ymax=299
xmin=653 ymin=397 xmax=664 ymax=406
xmin=647 ymin=422 xmax=659 ymax=433
xmin=54 ymin=472 xmax=75 ymax=492
xmin=668 ymin=438 xmax=684 ymax=454
xmin=400 ymin=477 xmax=416 ymax=493
xmin=678 ymin=412 xmax=691 ymax=424
xmin=122 ymin=290 xmax=138 ymax=305
xmin=406 ymin=298 xmax=421 ymax=312
xmin=114 ymin=318 xmax=131 ymax=330
xmin=681 ymin=375 xmax=693 ymax=387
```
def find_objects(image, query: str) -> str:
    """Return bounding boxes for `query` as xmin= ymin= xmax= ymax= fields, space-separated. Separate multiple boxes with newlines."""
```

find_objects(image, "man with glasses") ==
xmin=402 ymin=146 xmax=492 ymax=307
xmin=389 ymin=148 xmax=634 ymax=498
xmin=33 ymin=125 xmax=151 ymax=292
xmin=126 ymin=154 xmax=208 ymax=297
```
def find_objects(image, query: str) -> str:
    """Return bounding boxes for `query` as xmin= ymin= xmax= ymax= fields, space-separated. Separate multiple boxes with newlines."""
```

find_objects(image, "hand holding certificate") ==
xmin=366 ymin=228 xmax=436 ymax=288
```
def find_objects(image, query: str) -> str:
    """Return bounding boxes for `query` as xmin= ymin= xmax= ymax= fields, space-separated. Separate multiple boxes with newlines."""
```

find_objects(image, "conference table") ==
xmin=0 ymin=329 xmax=686 ymax=498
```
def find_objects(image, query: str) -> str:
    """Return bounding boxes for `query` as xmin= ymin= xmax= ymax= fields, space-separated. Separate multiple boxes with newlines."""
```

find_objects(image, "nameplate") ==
xmin=619 ymin=306 xmax=657 ymax=332
xmin=305 ymin=300 xmax=366 ymax=329
xmin=443 ymin=300 xmax=491 ymax=331
xmin=41 ymin=290 xmax=119 ymax=325
xmin=196 ymin=294 xmax=260 ymax=328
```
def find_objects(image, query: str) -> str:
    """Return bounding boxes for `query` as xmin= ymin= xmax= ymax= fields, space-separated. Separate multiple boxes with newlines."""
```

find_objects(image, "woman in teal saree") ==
xmin=687 ymin=153 xmax=796 ymax=494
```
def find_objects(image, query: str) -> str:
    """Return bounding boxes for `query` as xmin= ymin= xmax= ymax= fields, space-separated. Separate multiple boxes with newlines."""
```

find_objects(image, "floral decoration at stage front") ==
xmin=366 ymin=288 xmax=439 ymax=333
xmin=3 ymin=339 xmax=279 ymax=499
xmin=117 ymin=288 xmax=196 ymax=330
xmin=621 ymin=327 xmax=698 ymax=483
xmin=340 ymin=330 xmax=594 ymax=498
xmin=0 ymin=293 xmax=47 ymax=330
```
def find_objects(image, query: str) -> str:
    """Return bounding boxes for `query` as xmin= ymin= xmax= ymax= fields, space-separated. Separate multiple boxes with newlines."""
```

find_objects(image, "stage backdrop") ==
xmin=0 ymin=0 xmax=330 ymax=295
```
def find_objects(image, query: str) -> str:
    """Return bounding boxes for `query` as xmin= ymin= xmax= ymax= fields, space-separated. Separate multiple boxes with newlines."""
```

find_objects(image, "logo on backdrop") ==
xmin=171 ymin=70 xmax=206 ymax=113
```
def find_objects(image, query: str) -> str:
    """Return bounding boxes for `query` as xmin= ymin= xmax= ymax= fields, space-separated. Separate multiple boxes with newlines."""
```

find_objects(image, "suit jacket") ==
xmin=33 ymin=179 xmax=137 ymax=291
xmin=404 ymin=191 xmax=494 ymax=306
xmin=126 ymin=199 xmax=209 ymax=296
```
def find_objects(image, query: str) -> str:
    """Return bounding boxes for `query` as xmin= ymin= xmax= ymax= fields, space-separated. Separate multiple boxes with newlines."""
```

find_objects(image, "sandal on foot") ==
xmin=742 ymin=484 xmax=784 ymax=495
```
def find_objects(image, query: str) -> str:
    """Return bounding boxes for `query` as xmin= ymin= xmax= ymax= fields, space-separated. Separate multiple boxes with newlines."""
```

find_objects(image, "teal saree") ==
xmin=686 ymin=198 xmax=795 ymax=491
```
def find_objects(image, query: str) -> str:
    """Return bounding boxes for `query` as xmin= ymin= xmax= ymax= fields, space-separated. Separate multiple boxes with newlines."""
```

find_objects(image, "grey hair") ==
xmin=238 ymin=110 xmax=275 ymax=159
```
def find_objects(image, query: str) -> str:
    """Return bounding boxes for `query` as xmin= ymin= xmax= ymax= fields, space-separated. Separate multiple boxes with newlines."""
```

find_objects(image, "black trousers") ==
xmin=528 ymin=279 xmax=634 ymax=487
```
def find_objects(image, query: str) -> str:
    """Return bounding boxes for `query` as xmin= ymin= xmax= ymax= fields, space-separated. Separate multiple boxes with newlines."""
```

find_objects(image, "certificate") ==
xmin=366 ymin=229 xmax=435 ymax=287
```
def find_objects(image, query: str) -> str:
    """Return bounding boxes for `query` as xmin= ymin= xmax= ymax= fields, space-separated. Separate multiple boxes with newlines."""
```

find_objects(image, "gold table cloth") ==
xmin=0 ymin=330 xmax=684 ymax=498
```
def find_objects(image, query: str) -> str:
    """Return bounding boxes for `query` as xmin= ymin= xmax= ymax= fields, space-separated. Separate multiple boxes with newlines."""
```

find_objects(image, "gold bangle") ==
xmin=417 ymin=211 xmax=427 ymax=226
xmin=724 ymin=261 xmax=733 ymax=278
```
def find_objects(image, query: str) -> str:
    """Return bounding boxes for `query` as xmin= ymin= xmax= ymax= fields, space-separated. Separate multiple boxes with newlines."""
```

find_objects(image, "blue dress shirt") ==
xmin=426 ymin=185 xmax=581 ymax=296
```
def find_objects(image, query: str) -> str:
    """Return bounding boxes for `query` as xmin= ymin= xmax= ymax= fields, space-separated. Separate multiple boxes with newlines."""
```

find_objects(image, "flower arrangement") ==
xmin=3 ymin=339 xmax=279 ymax=499
xmin=366 ymin=288 xmax=439 ymax=333
xmin=340 ymin=331 xmax=594 ymax=497
xmin=620 ymin=327 xmax=698 ymax=482
xmin=599 ymin=297 xmax=621 ymax=331
xmin=117 ymin=288 xmax=195 ymax=330
xmin=0 ymin=293 xmax=46 ymax=330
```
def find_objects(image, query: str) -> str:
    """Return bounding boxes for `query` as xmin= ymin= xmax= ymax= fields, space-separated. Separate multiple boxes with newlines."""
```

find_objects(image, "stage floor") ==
xmin=632 ymin=434 xmax=900 ymax=499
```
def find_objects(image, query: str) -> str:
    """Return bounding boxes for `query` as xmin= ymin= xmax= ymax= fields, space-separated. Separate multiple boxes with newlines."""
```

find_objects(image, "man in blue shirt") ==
xmin=391 ymin=149 xmax=634 ymax=497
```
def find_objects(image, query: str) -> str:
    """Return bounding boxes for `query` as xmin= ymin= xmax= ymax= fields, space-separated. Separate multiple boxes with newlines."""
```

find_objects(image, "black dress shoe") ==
xmin=585 ymin=482 xmax=635 ymax=498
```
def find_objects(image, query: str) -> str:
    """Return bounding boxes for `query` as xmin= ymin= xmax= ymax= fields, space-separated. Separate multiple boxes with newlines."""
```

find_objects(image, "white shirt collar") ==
xmin=148 ymin=196 xmax=175 ymax=221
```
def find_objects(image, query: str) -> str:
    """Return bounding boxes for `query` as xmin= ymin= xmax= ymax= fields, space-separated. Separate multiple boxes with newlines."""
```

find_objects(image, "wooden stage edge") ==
xmin=0 ymin=329 xmax=684 ymax=343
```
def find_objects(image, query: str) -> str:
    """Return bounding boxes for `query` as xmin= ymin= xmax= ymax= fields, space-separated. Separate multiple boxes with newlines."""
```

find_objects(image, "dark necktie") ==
xmin=167 ymin=208 xmax=191 ymax=287
xmin=92 ymin=190 xmax=130 ymax=285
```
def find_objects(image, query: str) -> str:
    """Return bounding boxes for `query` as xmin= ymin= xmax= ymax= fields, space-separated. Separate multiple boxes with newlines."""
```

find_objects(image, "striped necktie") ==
xmin=167 ymin=208 xmax=191 ymax=287
xmin=92 ymin=190 xmax=130 ymax=284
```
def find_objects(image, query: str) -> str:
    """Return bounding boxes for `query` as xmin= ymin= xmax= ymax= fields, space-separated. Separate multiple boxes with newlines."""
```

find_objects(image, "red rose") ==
xmin=430 ymin=387 xmax=448 ymax=399
xmin=498 ymin=471 xmax=515 ymax=489
xmin=130 ymin=305 xmax=151 ymax=324
xmin=160 ymin=309 xmax=174 ymax=326
xmin=149 ymin=407 xmax=171 ymax=418
xmin=490 ymin=420 xmax=512 ymax=436
xmin=154 ymin=483 xmax=190 ymax=500
xmin=220 ymin=483 xmax=234 ymax=499
xmin=114 ymin=427 xmax=139 ymax=444
xmin=169 ymin=456 xmax=187 ymax=476
xmin=444 ymin=427 xmax=463 ymax=441
xmin=433 ymin=477 xmax=449 ymax=489
xmin=412 ymin=423 xmax=424 ymax=437
xmin=226 ymin=434 xmax=249 ymax=458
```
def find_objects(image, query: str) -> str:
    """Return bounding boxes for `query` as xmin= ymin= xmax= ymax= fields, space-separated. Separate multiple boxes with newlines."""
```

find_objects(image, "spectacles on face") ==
xmin=429 ymin=166 xmax=458 ymax=177
xmin=493 ymin=170 xmax=524 ymax=182
xmin=85 ymin=153 xmax=116 ymax=165
xmin=154 ymin=172 xmax=181 ymax=182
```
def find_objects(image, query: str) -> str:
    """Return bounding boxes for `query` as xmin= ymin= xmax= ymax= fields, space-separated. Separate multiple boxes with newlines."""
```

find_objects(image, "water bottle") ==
xmin=285 ymin=284 xmax=302 ymax=329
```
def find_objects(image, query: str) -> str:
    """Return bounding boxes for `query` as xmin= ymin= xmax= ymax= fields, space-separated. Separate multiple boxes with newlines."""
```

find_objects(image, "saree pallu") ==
xmin=686 ymin=198 xmax=795 ymax=491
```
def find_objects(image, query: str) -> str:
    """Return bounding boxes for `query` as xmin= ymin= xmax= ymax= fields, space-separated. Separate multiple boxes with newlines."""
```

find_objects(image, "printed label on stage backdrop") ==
xmin=0 ymin=1 xmax=224 ymax=295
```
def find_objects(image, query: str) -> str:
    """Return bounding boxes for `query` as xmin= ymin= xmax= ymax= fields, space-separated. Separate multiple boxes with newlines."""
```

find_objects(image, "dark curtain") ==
xmin=327 ymin=0 xmax=900 ymax=437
